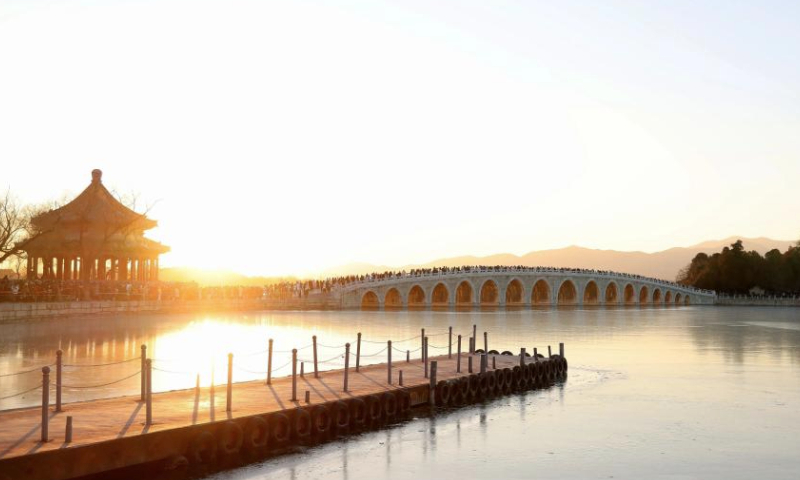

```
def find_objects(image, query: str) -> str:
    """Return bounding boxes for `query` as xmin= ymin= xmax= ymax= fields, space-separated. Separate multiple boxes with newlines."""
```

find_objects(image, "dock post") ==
xmin=468 ymin=355 xmax=473 ymax=374
xmin=227 ymin=353 xmax=233 ymax=412
xmin=548 ymin=345 xmax=552 ymax=358
xmin=406 ymin=350 xmax=410 ymax=363
xmin=448 ymin=326 xmax=453 ymax=358
xmin=41 ymin=366 xmax=50 ymax=442
xmin=421 ymin=328 xmax=425 ymax=359
xmin=520 ymin=348 xmax=526 ymax=368
xmin=305 ymin=391 xmax=310 ymax=404
xmin=492 ymin=356 xmax=496 ymax=369
xmin=430 ymin=361 xmax=438 ymax=406
xmin=300 ymin=362 xmax=304 ymax=377
xmin=399 ymin=370 xmax=403 ymax=386
xmin=480 ymin=354 xmax=486 ymax=374
xmin=356 ymin=333 xmax=361 ymax=372
xmin=560 ymin=342 xmax=565 ymax=357
xmin=140 ymin=344 xmax=147 ymax=401
xmin=267 ymin=338 xmax=273 ymax=385
xmin=424 ymin=337 xmax=429 ymax=378
xmin=484 ymin=331 xmax=488 ymax=353
xmin=472 ymin=324 xmax=477 ymax=348
xmin=145 ymin=359 xmax=152 ymax=426
xmin=457 ymin=335 xmax=462 ymax=373
xmin=387 ymin=340 xmax=392 ymax=384
xmin=344 ymin=343 xmax=350 ymax=392
xmin=55 ymin=349 xmax=62 ymax=413
xmin=65 ymin=416 xmax=72 ymax=443
xmin=313 ymin=335 xmax=319 ymax=378
xmin=291 ymin=349 xmax=298 ymax=401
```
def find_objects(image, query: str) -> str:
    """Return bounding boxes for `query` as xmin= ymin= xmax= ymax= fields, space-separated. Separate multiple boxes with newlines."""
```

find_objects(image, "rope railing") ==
xmin=0 ymin=384 xmax=42 ymax=401
xmin=63 ymin=357 xmax=140 ymax=367
xmin=0 ymin=364 xmax=54 ymax=378
xmin=57 ymin=370 xmax=141 ymax=390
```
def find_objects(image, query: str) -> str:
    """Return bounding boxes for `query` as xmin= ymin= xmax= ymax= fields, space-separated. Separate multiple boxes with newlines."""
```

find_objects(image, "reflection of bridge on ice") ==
xmin=341 ymin=267 xmax=716 ymax=309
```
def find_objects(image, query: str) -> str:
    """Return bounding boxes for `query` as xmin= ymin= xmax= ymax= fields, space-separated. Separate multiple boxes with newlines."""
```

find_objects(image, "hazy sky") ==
xmin=1 ymin=1 xmax=799 ymax=276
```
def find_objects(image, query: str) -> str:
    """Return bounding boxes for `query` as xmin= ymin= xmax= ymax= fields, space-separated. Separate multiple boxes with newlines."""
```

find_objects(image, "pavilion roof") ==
xmin=32 ymin=170 xmax=157 ymax=232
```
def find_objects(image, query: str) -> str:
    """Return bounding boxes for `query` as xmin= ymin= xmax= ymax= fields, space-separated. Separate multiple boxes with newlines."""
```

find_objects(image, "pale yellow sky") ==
xmin=2 ymin=1 xmax=799 ymax=277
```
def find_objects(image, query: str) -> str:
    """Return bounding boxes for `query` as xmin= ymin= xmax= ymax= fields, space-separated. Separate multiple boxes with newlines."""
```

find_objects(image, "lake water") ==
xmin=1 ymin=307 xmax=799 ymax=479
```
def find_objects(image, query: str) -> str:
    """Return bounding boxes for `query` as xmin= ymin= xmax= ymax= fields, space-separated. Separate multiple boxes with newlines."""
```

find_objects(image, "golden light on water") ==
xmin=148 ymin=317 xmax=353 ymax=390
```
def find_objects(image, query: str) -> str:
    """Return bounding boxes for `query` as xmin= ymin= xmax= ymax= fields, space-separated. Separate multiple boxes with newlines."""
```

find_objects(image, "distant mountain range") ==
xmin=320 ymin=237 xmax=796 ymax=282
xmin=160 ymin=237 xmax=795 ymax=285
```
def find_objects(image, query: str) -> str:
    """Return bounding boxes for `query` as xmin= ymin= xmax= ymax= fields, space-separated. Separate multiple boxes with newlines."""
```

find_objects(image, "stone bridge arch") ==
xmin=384 ymin=288 xmax=403 ymax=309
xmin=605 ymin=281 xmax=619 ymax=305
xmin=455 ymin=280 xmax=475 ymax=307
xmin=531 ymin=278 xmax=551 ymax=306
xmin=431 ymin=282 xmax=449 ymax=308
xmin=407 ymin=285 xmax=426 ymax=308
xmin=505 ymin=278 xmax=524 ymax=306
xmin=583 ymin=280 xmax=600 ymax=305
xmin=361 ymin=290 xmax=379 ymax=309
xmin=479 ymin=279 xmax=499 ymax=307
xmin=557 ymin=279 xmax=578 ymax=306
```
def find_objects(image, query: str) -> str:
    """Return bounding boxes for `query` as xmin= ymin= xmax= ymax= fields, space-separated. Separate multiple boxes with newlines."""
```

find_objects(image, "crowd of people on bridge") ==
xmin=317 ymin=265 xmax=713 ymax=294
xmin=260 ymin=265 xmax=714 ymax=300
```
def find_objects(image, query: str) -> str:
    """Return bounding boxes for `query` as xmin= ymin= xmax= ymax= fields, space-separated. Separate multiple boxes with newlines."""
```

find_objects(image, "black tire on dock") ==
xmin=243 ymin=416 xmax=269 ymax=451
xmin=562 ymin=357 xmax=568 ymax=372
xmin=331 ymin=400 xmax=350 ymax=431
xmin=512 ymin=366 xmax=522 ymax=390
xmin=522 ymin=364 xmax=532 ymax=389
xmin=366 ymin=394 xmax=382 ymax=425
xmin=468 ymin=374 xmax=480 ymax=400
xmin=436 ymin=380 xmax=451 ymax=406
xmin=189 ymin=430 xmax=218 ymax=465
xmin=350 ymin=398 xmax=367 ymax=428
xmin=478 ymin=373 xmax=489 ymax=399
xmin=486 ymin=370 xmax=497 ymax=394
xmin=397 ymin=389 xmax=412 ymax=414
xmin=526 ymin=364 xmax=537 ymax=389
xmin=458 ymin=377 xmax=470 ymax=403
xmin=383 ymin=392 xmax=398 ymax=418
xmin=294 ymin=408 xmax=312 ymax=439
xmin=501 ymin=351 xmax=513 ymax=356
xmin=475 ymin=349 xmax=485 ymax=354
xmin=218 ymin=421 xmax=244 ymax=456
xmin=502 ymin=368 xmax=513 ymax=394
xmin=488 ymin=349 xmax=499 ymax=355
xmin=311 ymin=405 xmax=331 ymax=438
xmin=271 ymin=412 xmax=291 ymax=444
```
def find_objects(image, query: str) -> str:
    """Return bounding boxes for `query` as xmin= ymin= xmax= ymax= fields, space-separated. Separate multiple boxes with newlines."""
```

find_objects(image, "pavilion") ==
xmin=23 ymin=169 xmax=169 ymax=282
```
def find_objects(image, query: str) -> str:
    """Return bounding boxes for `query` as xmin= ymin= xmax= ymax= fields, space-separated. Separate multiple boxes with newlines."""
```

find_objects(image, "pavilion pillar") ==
xmin=98 ymin=257 xmax=106 ymax=281
xmin=154 ymin=257 xmax=159 ymax=281
xmin=63 ymin=257 xmax=71 ymax=281
xmin=149 ymin=258 xmax=156 ymax=282
xmin=55 ymin=257 xmax=62 ymax=281
xmin=138 ymin=258 xmax=145 ymax=282
xmin=120 ymin=258 xmax=128 ymax=282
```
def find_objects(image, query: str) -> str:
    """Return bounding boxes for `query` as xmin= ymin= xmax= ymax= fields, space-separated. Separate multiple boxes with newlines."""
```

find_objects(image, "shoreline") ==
xmin=1 ymin=297 xmax=799 ymax=324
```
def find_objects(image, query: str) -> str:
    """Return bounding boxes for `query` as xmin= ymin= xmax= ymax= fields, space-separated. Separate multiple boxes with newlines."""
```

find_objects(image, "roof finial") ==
xmin=91 ymin=169 xmax=102 ymax=184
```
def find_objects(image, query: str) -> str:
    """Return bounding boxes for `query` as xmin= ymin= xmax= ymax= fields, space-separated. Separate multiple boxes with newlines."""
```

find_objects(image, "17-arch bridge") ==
xmin=340 ymin=267 xmax=716 ymax=309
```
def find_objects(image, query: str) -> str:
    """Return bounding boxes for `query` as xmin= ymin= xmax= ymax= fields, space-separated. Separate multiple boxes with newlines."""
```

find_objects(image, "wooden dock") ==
xmin=0 ymin=344 xmax=567 ymax=480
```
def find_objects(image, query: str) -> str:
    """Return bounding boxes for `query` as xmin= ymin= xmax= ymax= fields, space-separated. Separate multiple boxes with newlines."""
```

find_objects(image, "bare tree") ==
xmin=0 ymin=189 xmax=58 ymax=267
